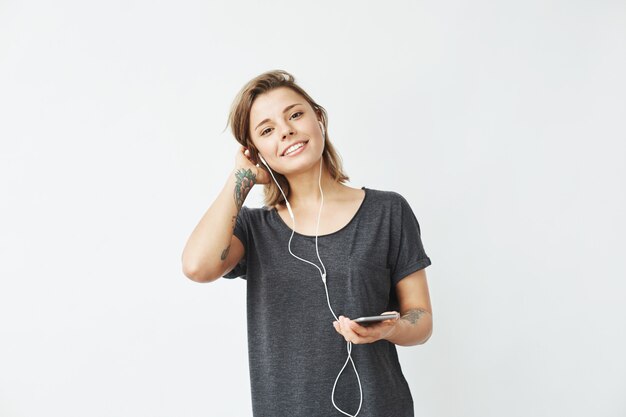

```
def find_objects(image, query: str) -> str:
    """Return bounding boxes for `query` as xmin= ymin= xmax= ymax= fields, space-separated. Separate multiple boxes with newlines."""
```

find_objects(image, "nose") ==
xmin=281 ymin=124 xmax=296 ymax=140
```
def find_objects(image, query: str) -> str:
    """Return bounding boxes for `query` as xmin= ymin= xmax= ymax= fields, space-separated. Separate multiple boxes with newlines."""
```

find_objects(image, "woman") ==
xmin=181 ymin=70 xmax=433 ymax=417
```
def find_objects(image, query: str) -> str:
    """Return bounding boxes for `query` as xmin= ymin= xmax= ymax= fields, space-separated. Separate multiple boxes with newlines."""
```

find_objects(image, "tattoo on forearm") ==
xmin=401 ymin=308 xmax=429 ymax=325
xmin=230 ymin=215 xmax=237 ymax=232
xmin=234 ymin=168 xmax=256 ymax=210
xmin=220 ymin=243 xmax=231 ymax=261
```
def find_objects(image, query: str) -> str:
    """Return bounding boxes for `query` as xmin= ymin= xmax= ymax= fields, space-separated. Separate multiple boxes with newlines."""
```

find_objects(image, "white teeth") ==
xmin=284 ymin=142 xmax=305 ymax=156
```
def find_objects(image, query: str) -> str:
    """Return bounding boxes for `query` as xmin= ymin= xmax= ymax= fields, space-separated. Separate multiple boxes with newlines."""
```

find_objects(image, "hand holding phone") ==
xmin=333 ymin=312 xmax=401 ymax=344
xmin=353 ymin=312 xmax=400 ymax=326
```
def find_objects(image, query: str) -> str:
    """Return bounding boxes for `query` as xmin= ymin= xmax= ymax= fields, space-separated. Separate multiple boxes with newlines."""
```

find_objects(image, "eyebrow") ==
xmin=254 ymin=103 xmax=303 ymax=132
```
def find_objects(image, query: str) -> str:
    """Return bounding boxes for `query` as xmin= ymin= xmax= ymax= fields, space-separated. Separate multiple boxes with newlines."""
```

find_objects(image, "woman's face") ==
xmin=249 ymin=87 xmax=324 ymax=175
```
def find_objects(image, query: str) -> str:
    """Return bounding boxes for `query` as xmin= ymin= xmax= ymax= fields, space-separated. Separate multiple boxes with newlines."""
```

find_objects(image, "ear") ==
xmin=247 ymin=142 xmax=260 ymax=165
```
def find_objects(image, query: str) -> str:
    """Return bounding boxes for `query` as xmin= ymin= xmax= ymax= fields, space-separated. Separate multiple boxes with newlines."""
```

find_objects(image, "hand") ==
xmin=332 ymin=312 xmax=400 ymax=344
xmin=235 ymin=145 xmax=270 ymax=185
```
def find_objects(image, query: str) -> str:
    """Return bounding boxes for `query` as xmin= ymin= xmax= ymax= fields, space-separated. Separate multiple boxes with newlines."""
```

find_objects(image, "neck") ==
xmin=283 ymin=160 xmax=345 ymax=209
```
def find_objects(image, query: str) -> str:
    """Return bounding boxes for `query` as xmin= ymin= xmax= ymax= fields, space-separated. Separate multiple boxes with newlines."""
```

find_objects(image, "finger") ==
xmin=333 ymin=321 xmax=342 ymax=334
xmin=339 ymin=317 xmax=368 ymax=344
xmin=381 ymin=311 xmax=399 ymax=316
xmin=334 ymin=321 xmax=351 ymax=339
xmin=346 ymin=320 xmax=369 ymax=337
xmin=353 ymin=317 xmax=397 ymax=343
xmin=379 ymin=311 xmax=400 ymax=323
xmin=337 ymin=317 xmax=353 ymax=341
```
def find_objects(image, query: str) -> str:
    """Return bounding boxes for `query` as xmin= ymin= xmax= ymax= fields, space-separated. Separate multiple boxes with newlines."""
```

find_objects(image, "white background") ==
xmin=1 ymin=0 xmax=625 ymax=416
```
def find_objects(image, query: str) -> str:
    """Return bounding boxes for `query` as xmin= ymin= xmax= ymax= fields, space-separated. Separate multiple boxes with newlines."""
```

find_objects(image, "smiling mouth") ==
xmin=281 ymin=140 xmax=309 ymax=156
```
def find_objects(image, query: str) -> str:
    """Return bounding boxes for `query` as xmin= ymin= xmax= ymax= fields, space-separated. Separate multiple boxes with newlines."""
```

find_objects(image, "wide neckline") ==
xmin=271 ymin=186 xmax=369 ymax=239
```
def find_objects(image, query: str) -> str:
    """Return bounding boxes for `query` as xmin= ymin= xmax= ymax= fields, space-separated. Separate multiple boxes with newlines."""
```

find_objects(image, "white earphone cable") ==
xmin=259 ymin=153 xmax=363 ymax=417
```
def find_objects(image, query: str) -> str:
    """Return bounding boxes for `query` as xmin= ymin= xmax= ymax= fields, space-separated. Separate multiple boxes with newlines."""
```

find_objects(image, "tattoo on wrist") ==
xmin=234 ymin=168 xmax=256 ymax=210
xmin=401 ymin=308 xmax=428 ymax=325
xmin=220 ymin=243 xmax=231 ymax=261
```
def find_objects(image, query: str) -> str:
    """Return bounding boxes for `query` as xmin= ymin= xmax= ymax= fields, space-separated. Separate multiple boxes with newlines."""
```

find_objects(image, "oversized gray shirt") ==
xmin=223 ymin=186 xmax=432 ymax=416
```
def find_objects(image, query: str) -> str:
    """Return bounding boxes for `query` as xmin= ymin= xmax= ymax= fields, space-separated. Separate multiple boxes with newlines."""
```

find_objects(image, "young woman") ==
xmin=181 ymin=70 xmax=433 ymax=417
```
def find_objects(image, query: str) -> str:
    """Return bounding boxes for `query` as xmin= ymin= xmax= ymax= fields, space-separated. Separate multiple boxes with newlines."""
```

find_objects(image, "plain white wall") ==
xmin=1 ymin=0 xmax=625 ymax=416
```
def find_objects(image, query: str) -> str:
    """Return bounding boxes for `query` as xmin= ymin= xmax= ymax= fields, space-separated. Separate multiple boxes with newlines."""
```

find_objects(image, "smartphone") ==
xmin=353 ymin=312 xmax=400 ymax=326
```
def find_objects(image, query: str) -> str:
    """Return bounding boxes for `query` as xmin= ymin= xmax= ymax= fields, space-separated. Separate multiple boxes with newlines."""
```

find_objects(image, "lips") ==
xmin=281 ymin=140 xmax=309 ymax=156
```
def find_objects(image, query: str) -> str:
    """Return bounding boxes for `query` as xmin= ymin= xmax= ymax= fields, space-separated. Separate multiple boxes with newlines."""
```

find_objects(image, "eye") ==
xmin=260 ymin=112 xmax=303 ymax=137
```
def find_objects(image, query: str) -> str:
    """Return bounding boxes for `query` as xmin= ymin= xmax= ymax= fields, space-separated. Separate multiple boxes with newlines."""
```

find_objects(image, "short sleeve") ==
xmin=222 ymin=206 xmax=249 ymax=280
xmin=388 ymin=194 xmax=432 ymax=285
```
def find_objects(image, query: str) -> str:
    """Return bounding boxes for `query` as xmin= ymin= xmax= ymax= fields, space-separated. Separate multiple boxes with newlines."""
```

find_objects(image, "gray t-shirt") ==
xmin=223 ymin=186 xmax=432 ymax=416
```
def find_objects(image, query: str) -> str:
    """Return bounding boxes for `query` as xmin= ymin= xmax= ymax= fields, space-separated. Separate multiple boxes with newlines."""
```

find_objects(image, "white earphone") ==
xmin=256 ymin=134 xmax=364 ymax=417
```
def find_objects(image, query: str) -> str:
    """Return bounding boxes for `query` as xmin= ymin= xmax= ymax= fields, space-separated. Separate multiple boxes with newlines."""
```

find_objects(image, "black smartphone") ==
xmin=353 ymin=312 xmax=400 ymax=326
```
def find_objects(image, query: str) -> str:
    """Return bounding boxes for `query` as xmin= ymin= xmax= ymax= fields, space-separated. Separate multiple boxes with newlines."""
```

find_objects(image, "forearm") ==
xmin=181 ymin=168 xmax=255 ymax=281
xmin=384 ymin=308 xmax=432 ymax=346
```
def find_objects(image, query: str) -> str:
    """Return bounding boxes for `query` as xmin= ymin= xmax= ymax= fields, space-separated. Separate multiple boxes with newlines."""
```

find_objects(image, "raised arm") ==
xmin=181 ymin=146 xmax=269 ymax=283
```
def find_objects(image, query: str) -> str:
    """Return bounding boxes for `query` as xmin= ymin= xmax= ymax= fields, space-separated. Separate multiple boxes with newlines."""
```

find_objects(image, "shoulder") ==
xmin=364 ymin=187 xmax=411 ymax=208
xmin=363 ymin=188 xmax=420 ymax=227
xmin=237 ymin=204 xmax=274 ymax=222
